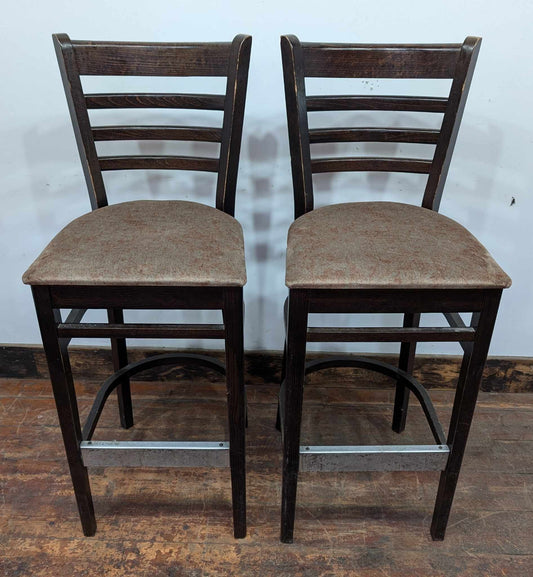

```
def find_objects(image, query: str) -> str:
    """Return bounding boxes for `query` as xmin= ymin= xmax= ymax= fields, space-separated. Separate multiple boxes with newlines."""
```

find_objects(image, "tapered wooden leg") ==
xmin=281 ymin=290 xmax=309 ymax=543
xmin=275 ymin=342 xmax=287 ymax=432
xmin=431 ymin=292 xmax=501 ymax=540
xmin=107 ymin=308 xmax=133 ymax=429
xmin=32 ymin=286 xmax=96 ymax=536
xmin=392 ymin=312 xmax=421 ymax=433
xmin=276 ymin=298 xmax=289 ymax=431
xmin=223 ymin=288 xmax=246 ymax=538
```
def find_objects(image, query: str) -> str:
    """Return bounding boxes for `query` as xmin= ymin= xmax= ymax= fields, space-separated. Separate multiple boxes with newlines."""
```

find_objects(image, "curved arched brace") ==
xmin=82 ymin=353 xmax=226 ymax=441
xmin=305 ymin=356 xmax=446 ymax=445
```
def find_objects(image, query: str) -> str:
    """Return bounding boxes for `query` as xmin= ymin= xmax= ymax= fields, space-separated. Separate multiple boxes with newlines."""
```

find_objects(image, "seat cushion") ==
xmin=23 ymin=200 xmax=246 ymax=287
xmin=286 ymin=202 xmax=511 ymax=289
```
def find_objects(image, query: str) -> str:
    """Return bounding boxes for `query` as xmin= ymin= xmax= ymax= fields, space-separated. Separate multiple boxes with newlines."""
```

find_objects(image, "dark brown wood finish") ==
xmin=431 ymin=292 xmax=501 ymax=539
xmin=26 ymin=34 xmax=252 ymax=539
xmin=301 ymin=43 xmax=462 ymax=78
xmin=92 ymin=126 xmax=223 ymax=142
xmin=72 ymin=41 xmax=232 ymax=76
xmin=54 ymin=33 xmax=250 ymax=211
xmin=54 ymin=34 xmax=107 ymax=210
xmin=311 ymin=157 xmax=432 ymax=174
xmin=98 ymin=155 xmax=219 ymax=172
xmin=392 ymin=312 xmax=421 ymax=434
xmin=223 ymin=288 xmax=247 ymax=537
xmin=32 ymin=286 xmax=96 ymax=536
xmin=57 ymin=323 xmax=226 ymax=340
xmin=49 ymin=285 xmax=226 ymax=309
xmin=280 ymin=290 xmax=309 ymax=543
xmin=307 ymin=288 xmax=489 ymax=314
xmin=281 ymin=35 xmax=481 ymax=215
xmin=279 ymin=35 xmax=506 ymax=544
xmin=216 ymin=35 xmax=252 ymax=216
xmin=306 ymin=95 xmax=449 ymax=112
xmin=107 ymin=308 xmax=133 ymax=430
xmin=281 ymin=35 xmax=314 ymax=219
xmin=306 ymin=326 xmax=475 ymax=343
xmin=85 ymin=93 xmax=226 ymax=110
xmin=422 ymin=37 xmax=481 ymax=211
xmin=309 ymin=127 xmax=440 ymax=144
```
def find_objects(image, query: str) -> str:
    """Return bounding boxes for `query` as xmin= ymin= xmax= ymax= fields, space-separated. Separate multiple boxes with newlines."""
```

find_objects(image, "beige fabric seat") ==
xmin=23 ymin=200 xmax=246 ymax=287
xmin=286 ymin=202 xmax=511 ymax=290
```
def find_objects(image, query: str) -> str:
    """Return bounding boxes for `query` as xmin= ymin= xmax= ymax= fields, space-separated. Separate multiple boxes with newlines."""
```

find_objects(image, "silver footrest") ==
xmin=81 ymin=440 xmax=230 ymax=468
xmin=300 ymin=444 xmax=450 ymax=472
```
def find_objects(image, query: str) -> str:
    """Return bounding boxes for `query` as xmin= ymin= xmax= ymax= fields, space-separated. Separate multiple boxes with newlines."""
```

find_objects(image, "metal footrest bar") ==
xmin=305 ymin=355 xmax=447 ymax=445
xmin=82 ymin=352 xmax=226 ymax=440
xmin=300 ymin=444 xmax=450 ymax=472
xmin=81 ymin=440 xmax=230 ymax=468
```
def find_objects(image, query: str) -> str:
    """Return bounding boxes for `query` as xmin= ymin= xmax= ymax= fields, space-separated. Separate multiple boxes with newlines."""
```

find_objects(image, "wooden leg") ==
xmin=392 ymin=312 xmax=421 ymax=433
xmin=431 ymin=293 xmax=501 ymax=540
xmin=280 ymin=289 xmax=309 ymax=543
xmin=276 ymin=298 xmax=289 ymax=431
xmin=32 ymin=286 xmax=96 ymax=536
xmin=275 ymin=342 xmax=287 ymax=432
xmin=223 ymin=288 xmax=246 ymax=538
xmin=107 ymin=308 xmax=133 ymax=429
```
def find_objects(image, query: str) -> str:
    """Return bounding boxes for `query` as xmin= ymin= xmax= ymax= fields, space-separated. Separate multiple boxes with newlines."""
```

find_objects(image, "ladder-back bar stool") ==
xmin=22 ymin=33 xmax=251 ymax=538
xmin=279 ymin=35 xmax=511 ymax=542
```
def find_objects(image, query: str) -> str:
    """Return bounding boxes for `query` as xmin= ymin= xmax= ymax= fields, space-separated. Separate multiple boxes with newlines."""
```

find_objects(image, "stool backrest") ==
xmin=281 ymin=35 xmax=480 ymax=218
xmin=54 ymin=34 xmax=251 ymax=215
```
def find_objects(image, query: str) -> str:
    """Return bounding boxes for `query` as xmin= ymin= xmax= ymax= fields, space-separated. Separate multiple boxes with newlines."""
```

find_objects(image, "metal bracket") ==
xmin=300 ymin=444 xmax=450 ymax=472
xmin=81 ymin=440 xmax=230 ymax=468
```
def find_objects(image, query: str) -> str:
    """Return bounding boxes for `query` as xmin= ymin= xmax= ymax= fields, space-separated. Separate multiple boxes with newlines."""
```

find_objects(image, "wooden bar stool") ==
xmin=22 ymin=33 xmax=251 ymax=538
xmin=279 ymin=35 xmax=511 ymax=542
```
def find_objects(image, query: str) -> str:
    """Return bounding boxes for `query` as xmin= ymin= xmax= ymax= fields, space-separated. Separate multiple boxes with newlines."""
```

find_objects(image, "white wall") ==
xmin=1 ymin=0 xmax=531 ymax=356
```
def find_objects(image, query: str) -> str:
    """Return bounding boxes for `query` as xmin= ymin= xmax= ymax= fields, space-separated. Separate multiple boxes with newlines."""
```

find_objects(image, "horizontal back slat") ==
xmin=306 ymin=95 xmax=448 ymax=112
xmin=311 ymin=157 xmax=432 ymax=174
xmin=73 ymin=41 xmax=232 ymax=76
xmin=54 ymin=33 xmax=251 ymax=209
xmin=302 ymin=43 xmax=461 ymax=78
xmin=99 ymin=155 xmax=219 ymax=172
xmin=309 ymin=128 xmax=440 ymax=144
xmin=92 ymin=126 xmax=222 ymax=142
xmin=281 ymin=35 xmax=480 ymax=215
xmin=86 ymin=93 xmax=226 ymax=110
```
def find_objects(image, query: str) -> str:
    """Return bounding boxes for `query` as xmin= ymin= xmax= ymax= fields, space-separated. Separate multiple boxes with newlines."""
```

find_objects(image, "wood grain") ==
xmin=302 ymin=43 xmax=462 ymax=78
xmin=2 ymin=346 xmax=532 ymax=392
xmin=1 ymin=376 xmax=532 ymax=575
xmin=85 ymin=93 xmax=226 ymax=110
xmin=71 ymin=40 xmax=232 ymax=76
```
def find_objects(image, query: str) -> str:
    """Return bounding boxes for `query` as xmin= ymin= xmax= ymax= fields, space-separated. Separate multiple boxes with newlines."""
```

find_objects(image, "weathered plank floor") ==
xmin=1 ymin=371 xmax=532 ymax=576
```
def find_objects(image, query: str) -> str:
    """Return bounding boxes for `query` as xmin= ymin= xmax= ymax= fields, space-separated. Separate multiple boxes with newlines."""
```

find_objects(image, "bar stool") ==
xmin=279 ymin=35 xmax=511 ymax=542
xmin=22 ymin=33 xmax=251 ymax=538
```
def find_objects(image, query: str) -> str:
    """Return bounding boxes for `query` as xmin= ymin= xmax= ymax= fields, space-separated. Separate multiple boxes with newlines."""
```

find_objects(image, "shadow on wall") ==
xmin=240 ymin=122 xmax=292 ymax=352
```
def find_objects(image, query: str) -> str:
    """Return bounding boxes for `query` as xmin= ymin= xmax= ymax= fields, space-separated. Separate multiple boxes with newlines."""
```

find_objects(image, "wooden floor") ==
xmin=2 ymin=367 xmax=533 ymax=576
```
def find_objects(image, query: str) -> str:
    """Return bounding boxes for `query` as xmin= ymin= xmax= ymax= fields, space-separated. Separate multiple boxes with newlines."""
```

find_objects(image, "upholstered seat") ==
xmin=286 ymin=202 xmax=510 ymax=290
xmin=23 ymin=200 xmax=246 ymax=287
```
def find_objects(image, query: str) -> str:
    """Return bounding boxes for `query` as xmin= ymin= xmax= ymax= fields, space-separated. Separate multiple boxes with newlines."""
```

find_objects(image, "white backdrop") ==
xmin=1 ymin=0 xmax=531 ymax=356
